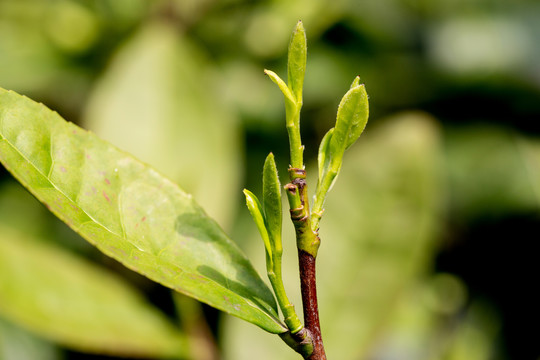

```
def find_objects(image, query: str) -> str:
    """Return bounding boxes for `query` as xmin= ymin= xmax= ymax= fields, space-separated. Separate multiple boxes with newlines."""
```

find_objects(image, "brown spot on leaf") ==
xmin=102 ymin=191 xmax=110 ymax=202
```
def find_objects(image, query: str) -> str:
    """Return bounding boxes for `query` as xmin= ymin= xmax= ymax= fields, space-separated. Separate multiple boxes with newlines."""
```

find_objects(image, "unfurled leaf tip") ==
xmin=265 ymin=69 xmax=296 ymax=105
xmin=350 ymin=76 xmax=361 ymax=89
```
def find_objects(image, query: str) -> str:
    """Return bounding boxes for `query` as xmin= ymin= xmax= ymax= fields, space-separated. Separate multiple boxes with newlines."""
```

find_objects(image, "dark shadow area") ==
xmin=422 ymin=80 xmax=540 ymax=136
xmin=436 ymin=213 xmax=540 ymax=360
xmin=176 ymin=212 xmax=278 ymax=314
xmin=175 ymin=211 xmax=224 ymax=243
xmin=197 ymin=264 xmax=277 ymax=317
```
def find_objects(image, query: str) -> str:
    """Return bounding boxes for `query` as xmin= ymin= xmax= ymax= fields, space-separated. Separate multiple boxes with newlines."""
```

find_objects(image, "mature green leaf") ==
xmin=0 ymin=88 xmax=286 ymax=334
xmin=262 ymin=153 xmax=282 ymax=251
xmin=0 ymin=225 xmax=185 ymax=357
xmin=287 ymin=21 xmax=307 ymax=103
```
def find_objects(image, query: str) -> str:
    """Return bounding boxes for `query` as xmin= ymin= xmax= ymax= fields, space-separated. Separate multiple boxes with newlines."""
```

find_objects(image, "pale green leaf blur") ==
xmin=1 ymin=0 xmax=539 ymax=359
xmin=0 ymin=319 xmax=60 ymax=360
xmin=83 ymin=21 xmax=241 ymax=229
xmin=0 ymin=225 xmax=186 ymax=358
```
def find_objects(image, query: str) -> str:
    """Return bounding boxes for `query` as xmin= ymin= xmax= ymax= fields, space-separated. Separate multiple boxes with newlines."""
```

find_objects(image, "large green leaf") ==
xmin=0 ymin=88 xmax=285 ymax=334
xmin=223 ymin=113 xmax=444 ymax=359
xmin=0 ymin=225 xmax=184 ymax=358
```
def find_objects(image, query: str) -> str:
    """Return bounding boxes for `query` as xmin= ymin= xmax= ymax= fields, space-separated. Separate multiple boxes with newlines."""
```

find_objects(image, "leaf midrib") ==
xmin=0 ymin=128 xmax=121 ymax=237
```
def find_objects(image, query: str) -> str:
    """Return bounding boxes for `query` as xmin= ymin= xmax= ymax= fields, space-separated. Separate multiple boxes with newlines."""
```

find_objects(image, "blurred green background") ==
xmin=1 ymin=0 xmax=539 ymax=359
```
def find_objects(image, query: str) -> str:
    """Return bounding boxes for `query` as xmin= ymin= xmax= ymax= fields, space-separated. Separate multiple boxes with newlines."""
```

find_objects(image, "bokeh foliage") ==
xmin=1 ymin=0 xmax=539 ymax=359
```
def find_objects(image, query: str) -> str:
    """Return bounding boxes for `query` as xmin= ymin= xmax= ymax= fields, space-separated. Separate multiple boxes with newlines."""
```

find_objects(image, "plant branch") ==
xmin=286 ymin=104 xmax=304 ymax=170
xmin=268 ymin=257 xmax=303 ymax=333
xmin=286 ymin=168 xmax=326 ymax=359
xmin=298 ymin=250 xmax=326 ymax=360
xmin=287 ymin=168 xmax=319 ymax=257
xmin=266 ymin=21 xmax=329 ymax=358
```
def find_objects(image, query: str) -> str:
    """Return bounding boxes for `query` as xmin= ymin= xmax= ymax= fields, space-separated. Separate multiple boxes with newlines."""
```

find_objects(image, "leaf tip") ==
xmin=265 ymin=152 xmax=276 ymax=163
xmin=350 ymin=76 xmax=361 ymax=89
xmin=243 ymin=188 xmax=257 ymax=206
xmin=294 ymin=20 xmax=305 ymax=33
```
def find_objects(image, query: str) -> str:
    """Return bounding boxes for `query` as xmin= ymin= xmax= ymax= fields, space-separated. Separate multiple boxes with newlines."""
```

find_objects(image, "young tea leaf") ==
xmin=262 ymin=153 xmax=282 ymax=253
xmin=264 ymin=69 xmax=296 ymax=110
xmin=317 ymin=128 xmax=334 ymax=181
xmin=312 ymin=127 xmax=338 ymax=230
xmin=331 ymin=79 xmax=369 ymax=155
xmin=243 ymin=189 xmax=273 ymax=268
xmin=350 ymin=75 xmax=361 ymax=89
xmin=0 ymin=88 xmax=286 ymax=334
xmin=287 ymin=21 xmax=307 ymax=103
xmin=312 ymin=79 xmax=369 ymax=230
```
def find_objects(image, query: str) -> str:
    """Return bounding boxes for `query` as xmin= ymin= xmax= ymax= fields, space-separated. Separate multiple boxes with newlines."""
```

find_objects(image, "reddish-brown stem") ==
xmin=298 ymin=250 xmax=326 ymax=360
xmin=286 ymin=168 xmax=326 ymax=359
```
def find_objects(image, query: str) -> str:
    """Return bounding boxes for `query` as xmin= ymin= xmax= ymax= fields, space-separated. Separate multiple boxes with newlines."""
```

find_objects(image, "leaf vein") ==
xmin=1 ymin=132 xmax=121 ymax=237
